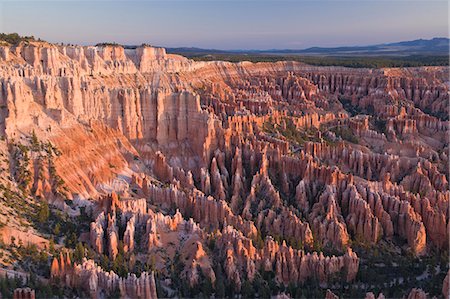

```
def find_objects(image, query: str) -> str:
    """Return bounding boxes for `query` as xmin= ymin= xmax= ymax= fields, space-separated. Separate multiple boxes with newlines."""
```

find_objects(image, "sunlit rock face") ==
xmin=0 ymin=41 xmax=448 ymax=298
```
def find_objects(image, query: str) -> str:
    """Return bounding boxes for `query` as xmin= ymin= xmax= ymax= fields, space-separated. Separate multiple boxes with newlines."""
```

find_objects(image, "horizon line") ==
xmin=3 ymin=32 xmax=447 ymax=52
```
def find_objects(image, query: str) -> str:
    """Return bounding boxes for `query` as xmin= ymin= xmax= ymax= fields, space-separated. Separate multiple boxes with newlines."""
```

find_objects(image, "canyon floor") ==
xmin=0 ymin=40 xmax=448 ymax=299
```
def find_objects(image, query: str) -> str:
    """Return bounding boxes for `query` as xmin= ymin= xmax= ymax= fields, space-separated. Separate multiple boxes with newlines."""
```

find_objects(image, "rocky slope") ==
xmin=0 ymin=41 xmax=448 ymax=298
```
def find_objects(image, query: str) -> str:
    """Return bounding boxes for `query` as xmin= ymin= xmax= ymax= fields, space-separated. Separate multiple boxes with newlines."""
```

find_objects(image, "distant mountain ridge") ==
xmin=165 ymin=37 xmax=449 ymax=56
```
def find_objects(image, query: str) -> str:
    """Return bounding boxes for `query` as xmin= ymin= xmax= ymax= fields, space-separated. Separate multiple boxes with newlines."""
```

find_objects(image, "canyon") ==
xmin=0 ymin=40 xmax=448 ymax=298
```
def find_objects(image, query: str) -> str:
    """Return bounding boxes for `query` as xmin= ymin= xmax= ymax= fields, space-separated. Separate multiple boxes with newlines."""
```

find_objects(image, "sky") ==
xmin=0 ymin=1 xmax=448 ymax=50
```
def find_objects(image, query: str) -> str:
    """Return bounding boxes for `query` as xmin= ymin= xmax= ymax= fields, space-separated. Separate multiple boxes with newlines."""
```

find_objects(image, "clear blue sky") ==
xmin=0 ymin=1 xmax=448 ymax=50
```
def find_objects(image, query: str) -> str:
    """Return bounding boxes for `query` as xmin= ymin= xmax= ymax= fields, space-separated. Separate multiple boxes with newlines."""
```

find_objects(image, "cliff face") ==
xmin=0 ymin=41 xmax=448 ymax=298
xmin=0 ymin=43 xmax=211 ymax=147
